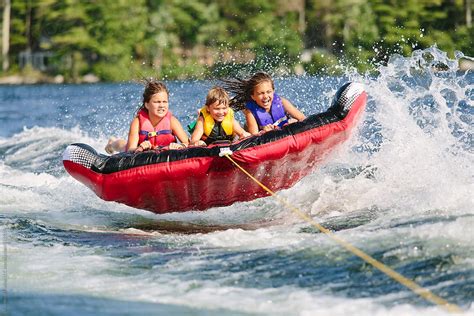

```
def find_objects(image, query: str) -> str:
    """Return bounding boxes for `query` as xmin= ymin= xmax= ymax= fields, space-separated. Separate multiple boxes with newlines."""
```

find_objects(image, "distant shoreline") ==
xmin=0 ymin=58 xmax=472 ymax=85
xmin=0 ymin=73 xmax=100 ymax=85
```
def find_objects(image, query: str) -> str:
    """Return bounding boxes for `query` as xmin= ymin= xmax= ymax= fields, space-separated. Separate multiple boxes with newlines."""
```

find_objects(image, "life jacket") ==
xmin=136 ymin=109 xmax=176 ymax=148
xmin=200 ymin=106 xmax=234 ymax=145
xmin=245 ymin=93 xmax=288 ymax=130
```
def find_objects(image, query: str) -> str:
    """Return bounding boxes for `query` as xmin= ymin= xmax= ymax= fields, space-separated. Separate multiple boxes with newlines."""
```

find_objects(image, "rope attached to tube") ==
xmin=224 ymin=154 xmax=462 ymax=314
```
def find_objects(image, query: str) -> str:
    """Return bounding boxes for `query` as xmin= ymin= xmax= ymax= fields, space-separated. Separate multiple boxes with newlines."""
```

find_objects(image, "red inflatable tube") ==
xmin=63 ymin=82 xmax=367 ymax=214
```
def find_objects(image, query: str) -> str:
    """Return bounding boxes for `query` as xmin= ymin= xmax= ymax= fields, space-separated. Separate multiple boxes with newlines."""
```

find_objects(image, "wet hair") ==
xmin=205 ymin=86 xmax=229 ymax=107
xmin=137 ymin=79 xmax=169 ymax=113
xmin=221 ymin=72 xmax=274 ymax=111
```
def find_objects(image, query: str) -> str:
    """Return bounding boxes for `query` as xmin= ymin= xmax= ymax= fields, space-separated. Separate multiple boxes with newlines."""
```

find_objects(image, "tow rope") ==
xmin=224 ymin=154 xmax=462 ymax=314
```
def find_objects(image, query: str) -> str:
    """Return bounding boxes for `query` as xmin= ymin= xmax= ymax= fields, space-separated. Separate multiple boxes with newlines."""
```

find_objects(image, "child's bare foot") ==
xmin=105 ymin=137 xmax=117 ymax=154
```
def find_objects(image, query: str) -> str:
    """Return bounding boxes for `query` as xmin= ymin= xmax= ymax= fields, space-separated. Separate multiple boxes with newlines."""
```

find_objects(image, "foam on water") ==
xmin=5 ymin=221 xmax=472 ymax=315
xmin=302 ymin=48 xmax=473 ymax=218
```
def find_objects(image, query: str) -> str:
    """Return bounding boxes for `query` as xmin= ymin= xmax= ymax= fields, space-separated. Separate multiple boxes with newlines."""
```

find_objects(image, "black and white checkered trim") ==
xmin=336 ymin=82 xmax=364 ymax=113
xmin=62 ymin=144 xmax=99 ymax=169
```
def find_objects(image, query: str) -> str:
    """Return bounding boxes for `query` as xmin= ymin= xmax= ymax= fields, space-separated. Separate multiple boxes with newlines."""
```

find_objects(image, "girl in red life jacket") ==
xmin=105 ymin=80 xmax=189 ymax=154
xmin=222 ymin=72 xmax=306 ymax=135
xmin=190 ymin=86 xmax=250 ymax=147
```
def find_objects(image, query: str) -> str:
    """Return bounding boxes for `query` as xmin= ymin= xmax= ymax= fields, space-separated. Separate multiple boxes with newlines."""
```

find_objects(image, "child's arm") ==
xmin=170 ymin=116 xmax=189 ymax=146
xmin=189 ymin=116 xmax=206 ymax=146
xmin=281 ymin=97 xmax=305 ymax=121
xmin=125 ymin=117 xmax=143 ymax=152
xmin=232 ymin=119 xmax=251 ymax=139
xmin=244 ymin=109 xmax=259 ymax=135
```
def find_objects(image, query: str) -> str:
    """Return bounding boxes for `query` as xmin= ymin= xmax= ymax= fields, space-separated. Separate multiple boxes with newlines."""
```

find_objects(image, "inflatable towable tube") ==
xmin=63 ymin=82 xmax=367 ymax=214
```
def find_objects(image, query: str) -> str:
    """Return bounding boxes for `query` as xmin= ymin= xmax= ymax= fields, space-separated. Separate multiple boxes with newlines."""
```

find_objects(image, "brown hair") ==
xmin=221 ymin=72 xmax=274 ymax=111
xmin=137 ymin=79 xmax=169 ymax=113
xmin=205 ymin=86 xmax=229 ymax=107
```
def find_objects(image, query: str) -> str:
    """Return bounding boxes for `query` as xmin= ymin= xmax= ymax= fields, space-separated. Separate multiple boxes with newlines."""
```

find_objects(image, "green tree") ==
xmin=143 ymin=0 xmax=220 ymax=78
xmin=89 ymin=0 xmax=147 ymax=81
xmin=2 ymin=0 xmax=471 ymax=81
xmin=7 ymin=0 xmax=36 ymax=66
xmin=11 ymin=0 xmax=148 ymax=81
xmin=216 ymin=0 xmax=303 ymax=73
xmin=369 ymin=0 xmax=464 ymax=60
xmin=306 ymin=0 xmax=378 ymax=71
xmin=37 ymin=0 xmax=97 ymax=81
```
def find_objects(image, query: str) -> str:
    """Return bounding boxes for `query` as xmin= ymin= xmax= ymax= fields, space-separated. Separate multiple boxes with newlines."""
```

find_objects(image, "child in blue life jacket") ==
xmin=222 ymin=72 xmax=306 ymax=135
xmin=105 ymin=80 xmax=189 ymax=154
xmin=189 ymin=86 xmax=250 ymax=147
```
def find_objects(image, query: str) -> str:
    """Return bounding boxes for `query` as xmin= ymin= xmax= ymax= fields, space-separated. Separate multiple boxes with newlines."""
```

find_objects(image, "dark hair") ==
xmin=221 ymin=72 xmax=274 ymax=111
xmin=137 ymin=79 xmax=169 ymax=113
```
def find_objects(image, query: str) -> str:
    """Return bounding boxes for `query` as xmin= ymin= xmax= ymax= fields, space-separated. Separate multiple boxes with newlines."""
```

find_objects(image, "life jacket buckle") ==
xmin=219 ymin=147 xmax=233 ymax=157
xmin=148 ymin=131 xmax=157 ymax=138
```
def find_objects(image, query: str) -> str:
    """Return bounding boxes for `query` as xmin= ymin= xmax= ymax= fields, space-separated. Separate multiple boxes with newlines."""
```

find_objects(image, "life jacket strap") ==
xmin=139 ymin=130 xmax=172 ymax=139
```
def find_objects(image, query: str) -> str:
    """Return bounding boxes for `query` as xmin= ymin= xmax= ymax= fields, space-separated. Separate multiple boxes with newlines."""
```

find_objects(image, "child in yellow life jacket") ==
xmin=190 ymin=86 xmax=250 ymax=146
xmin=105 ymin=80 xmax=189 ymax=153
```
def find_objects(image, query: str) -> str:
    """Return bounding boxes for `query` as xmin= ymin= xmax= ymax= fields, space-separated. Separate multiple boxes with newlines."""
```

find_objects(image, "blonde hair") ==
xmin=205 ymin=86 xmax=229 ymax=107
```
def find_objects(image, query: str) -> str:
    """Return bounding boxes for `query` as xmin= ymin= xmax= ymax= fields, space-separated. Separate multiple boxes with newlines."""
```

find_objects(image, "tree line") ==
xmin=1 ymin=0 xmax=472 ymax=82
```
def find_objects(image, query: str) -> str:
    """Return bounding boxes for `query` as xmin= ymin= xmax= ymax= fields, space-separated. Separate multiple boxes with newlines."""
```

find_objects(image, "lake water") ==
xmin=0 ymin=47 xmax=472 ymax=315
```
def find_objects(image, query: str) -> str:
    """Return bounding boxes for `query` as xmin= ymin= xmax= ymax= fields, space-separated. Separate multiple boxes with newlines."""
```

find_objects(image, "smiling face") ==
xmin=144 ymin=91 xmax=169 ymax=119
xmin=207 ymin=100 xmax=229 ymax=123
xmin=251 ymin=80 xmax=274 ymax=111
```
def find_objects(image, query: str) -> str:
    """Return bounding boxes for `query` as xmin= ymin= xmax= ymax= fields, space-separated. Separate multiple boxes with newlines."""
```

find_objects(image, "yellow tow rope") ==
xmin=224 ymin=154 xmax=463 ymax=314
